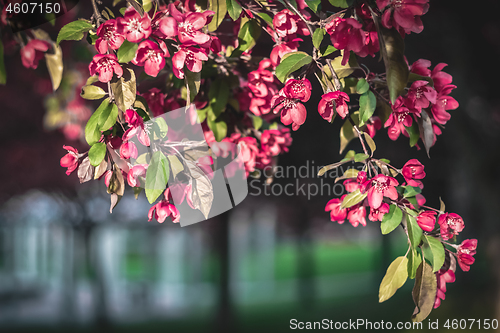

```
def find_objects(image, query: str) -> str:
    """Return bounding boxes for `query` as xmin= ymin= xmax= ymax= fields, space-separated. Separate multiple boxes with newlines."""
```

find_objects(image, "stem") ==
xmin=421 ymin=205 xmax=443 ymax=214
xmin=348 ymin=115 xmax=369 ymax=157
xmin=325 ymin=59 xmax=342 ymax=91
xmin=91 ymin=0 xmax=105 ymax=26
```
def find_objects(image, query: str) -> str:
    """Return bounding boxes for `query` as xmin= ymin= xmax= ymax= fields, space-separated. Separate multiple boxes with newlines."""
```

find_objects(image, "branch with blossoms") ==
xmin=0 ymin=0 xmax=476 ymax=322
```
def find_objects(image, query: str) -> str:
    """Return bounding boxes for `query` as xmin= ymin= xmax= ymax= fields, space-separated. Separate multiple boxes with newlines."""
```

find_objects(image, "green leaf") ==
xmin=334 ymin=167 xmax=359 ymax=182
xmin=411 ymin=262 xmax=437 ymax=322
xmin=154 ymin=117 xmax=168 ymax=138
xmin=408 ymin=72 xmax=433 ymax=87
xmin=57 ymin=20 xmax=94 ymax=45
xmin=407 ymin=248 xmax=422 ymax=279
xmin=226 ymin=0 xmax=242 ymax=21
xmin=275 ymin=51 xmax=313 ymax=83
xmin=0 ymin=39 xmax=6 ymax=85
xmin=145 ymin=151 xmax=170 ymax=204
xmin=208 ymin=0 xmax=227 ymax=32
xmin=207 ymin=117 xmax=227 ymax=142
xmin=340 ymin=189 xmax=367 ymax=209
xmin=326 ymin=50 xmax=358 ymax=79
xmin=167 ymin=155 xmax=184 ymax=179
xmin=99 ymin=102 xmax=118 ymax=131
xmin=317 ymin=160 xmax=352 ymax=177
xmin=379 ymin=256 xmax=408 ymax=303
xmin=381 ymin=204 xmax=403 ymax=235
xmin=231 ymin=19 xmax=261 ymax=56
xmin=81 ymin=85 xmax=107 ymax=100
xmin=88 ymin=142 xmax=107 ymax=167
xmin=85 ymin=102 xmax=106 ymax=146
xmin=209 ymin=79 xmax=230 ymax=117
xmin=359 ymin=91 xmax=376 ymax=126
xmin=405 ymin=121 xmax=420 ymax=147
xmin=439 ymin=197 xmax=446 ymax=213
xmin=320 ymin=45 xmax=337 ymax=57
xmin=356 ymin=78 xmax=370 ymax=94
xmin=362 ymin=132 xmax=376 ymax=155
xmin=406 ymin=214 xmax=423 ymax=249
xmin=110 ymin=68 xmax=136 ymax=112
xmin=354 ymin=153 xmax=369 ymax=163
xmin=45 ymin=43 xmax=63 ymax=91
xmin=256 ymin=12 xmax=273 ymax=27
xmin=185 ymin=68 xmax=201 ymax=103
xmin=417 ymin=110 xmax=434 ymax=158
xmin=422 ymin=235 xmax=445 ymax=273
xmin=251 ymin=115 xmax=263 ymax=130
xmin=404 ymin=186 xmax=422 ymax=198
xmin=377 ymin=26 xmax=409 ymax=103
xmin=305 ymin=0 xmax=321 ymax=12
xmin=312 ymin=28 xmax=325 ymax=49
xmin=328 ymin=0 xmax=354 ymax=8
xmin=116 ymin=40 xmax=139 ymax=63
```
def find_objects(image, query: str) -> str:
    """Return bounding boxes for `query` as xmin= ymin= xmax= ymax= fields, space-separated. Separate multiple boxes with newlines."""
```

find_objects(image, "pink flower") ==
xmin=457 ymin=239 xmax=477 ymax=272
xmin=438 ymin=213 xmax=465 ymax=240
xmin=365 ymin=116 xmax=382 ymax=138
xmin=260 ymin=128 xmax=292 ymax=156
xmin=384 ymin=96 xmax=418 ymax=141
xmin=318 ymin=91 xmax=350 ymax=122
xmin=162 ymin=4 xmax=213 ymax=44
xmin=172 ymin=46 xmax=208 ymax=79
xmin=431 ymin=84 xmax=459 ymax=125
xmin=377 ymin=0 xmax=429 ymax=35
xmin=325 ymin=196 xmax=347 ymax=222
xmin=89 ymin=54 xmax=123 ymax=83
xmin=431 ymin=63 xmax=453 ymax=93
xmin=347 ymin=205 xmax=367 ymax=227
xmin=248 ymin=64 xmax=275 ymax=98
xmin=120 ymin=141 xmax=138 ymax=159
xmin=141 ymin=88 xmax=165 ymax=117
xmin=127 ymin=164 xmax=147 ymax=187
xmin=95 ymin=19 xmax=125 ymax=54
xmin=272 ymin=9 xmax=309 ymax=37
xmin=116 ymin=7 xmax=152 ymax=43
xmin=416 ymin=210 xmax=436 ymax=232
xmin=326 ymin=17 xmax=365 ymax=66
xmin=369 ymin=203 xmax=390 ymax=222
xmin=402 ymin=159 xmax=425 ymax=187
xmin=270 ymin=39 xmax=300 ymax=67
xmin=366 ymin=174 xmax=399 ymax=209
xmin=60 ymin=145 xmax=80 ymax=176
xmin=271 ymin=79 xmax=311 ymax=131
xmin=21 ymin=39 xmax=50 ymax=69
xmin=434 ymin=268 xmax=455 ymax=309
xmin=410 ymin=59 xmax=431 ymax=77
xmin=343 ymin=171 xmax=369 ymax=193
xmin=148 ymin=200 xmax=180 ymax=223
xmin=132 ymin=40 xmax=169 ymax=77
xmin=406 ymin=80 xmax=437 ymax=110
xmin=122 ymin=109 xmax=150 ymax=146
xmin=231 ymin=133 xmax=259 ymax=175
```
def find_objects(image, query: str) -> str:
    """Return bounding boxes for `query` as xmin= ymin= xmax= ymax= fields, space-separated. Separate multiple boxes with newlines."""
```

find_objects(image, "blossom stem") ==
xmin=348 ymin=116 xmax=369 ymax=157
xmin=325 ymin=59 xmax=342 ymax=91
xmin=421 ymin=205 xmax=443 ymax=214
xmin=91 ymin=0 xmax=105 ymax=26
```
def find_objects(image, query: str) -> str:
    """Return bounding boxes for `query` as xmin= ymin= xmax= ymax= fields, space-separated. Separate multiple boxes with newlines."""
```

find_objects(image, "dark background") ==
xmin=0 ymin=0 xmax=499 ymax=332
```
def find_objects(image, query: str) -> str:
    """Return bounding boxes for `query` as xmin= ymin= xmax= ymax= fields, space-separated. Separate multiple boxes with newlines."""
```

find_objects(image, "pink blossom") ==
xmin=162 ymin=4 xmax=213 ymax=45
xmin=406 ymin=80 xmax=437 ymax=110
xmin=248 ymin=64 xmax=275 ymax=98
xmin=410 ymin=59 xmax=431 ymax=77
xmin=270 ymin=39 xmax=300 ymax=67
xmin=231 ymin=133 xmax=259 ymax=175
xmin=271 ymin=79 xmax=311 ymax=131
xmin=384 ymin=96 xmax=418 ymax=141
xmin=366 ymin=174 xmax=399 ymax=209
xmin=325 ymin=196 xmax=347 ymax=222
xmin=369 ymin=203 xmax=390 ymax=222
xmin=116 ymin=7 xmax=152 ymax=43
xmin=60 ymin=145 xmax=80 ymax=176
xmin=21 ymin=39 xmax=50 ymax=69
xmin=402 ymin=158 xmax=425 ymax=187
xmin=378 ymin=0 xmax=429 ymax=35
xmin=141 ymin=88 xmax=165 ymax=117
xmin=431 ymin=63 xmax=453 ymax=93
xmin=172 ymin=46 xmax=208 ymax=79
xmin=148 ymin=200 xmax=180 ymax=223
xmin=127 ymin=164 xmax=147 ymax=187
xmin=326 ymin=17 xmax=365 ymax=66
xmin=365 ymin=116 xmax=382 ymax=138
xmin=122 ymin=109 xmax=150 ymax=147
xmin=438 ymin=213 xmax=465 ymax=241
xmin=343 ymin=171 xmax=369 ymax=193
xmin=89 ymin=54 xmax=123 ymax=83
xmin=120 ymin=141 xmax=138 ymax=159
xmin=431 ymin=84 xmax=458 ymax=125
xmin=318 ymin=91 xmax=350 ymax=122
xmin=132 ymin=40 xmax=169 ymax=77
xmin=416 ymin=210 xmax=436 ymax=232
xmin=261 ymin=128 xmax=292 ymax=156
xmin=457 ymin=239 xmax=477 ymax=272
xmin=434 ymin=268 xmax=455 ymax=309
xmin=95 ymin=19 xmax=125 ymax=54
xmin=272 ymin=9 xmax=309 ymax=38
xmin=347 ymin=205 xmax=367 ymax=227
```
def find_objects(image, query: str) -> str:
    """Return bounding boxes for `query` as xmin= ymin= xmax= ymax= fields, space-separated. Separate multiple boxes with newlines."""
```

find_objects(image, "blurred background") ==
xmin=0 ymin=0 xmax=499 ymax=332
